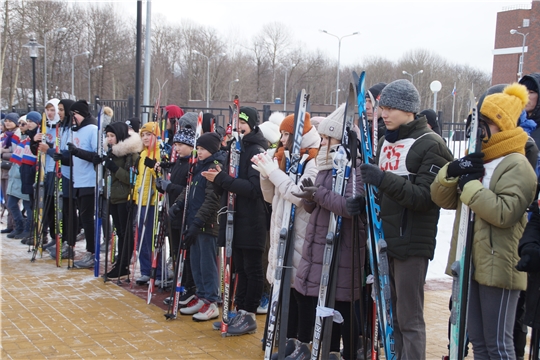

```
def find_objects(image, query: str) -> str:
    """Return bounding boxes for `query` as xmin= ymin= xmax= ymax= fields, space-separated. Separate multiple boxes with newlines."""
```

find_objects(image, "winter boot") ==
xmin=226 ymin=310 xmax=257 ymax=336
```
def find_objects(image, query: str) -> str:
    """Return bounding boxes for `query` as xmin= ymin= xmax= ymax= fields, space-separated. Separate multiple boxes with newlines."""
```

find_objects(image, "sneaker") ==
xmin=257 ymin=293 xmax=269 ymax=314
xmin=271 ymin=338 xmax=299 ymax=360
xmin=180 ymin=298 xmax=203 ymax=315
xmin=49 ymin=244 xmax=70 ymax=260
xmin=14 ymin=231 xmax=30 ymax=239
xmin=179 ymin=288 xmax=196 ymax=306
xmin=135 ymin=275 xmax=150 ymax=285
xmin=7 ymin=229 xmax=23 ymax=238
xmin=106 ymin=265 xmax=130 ymax=278
xmin=21 ymin=236 xmax=33 ymax=245
xmin=226 ymin=310 xmax=257 ymax=336
xmin=284 ymin=342 xmax=311 ymax=360
xmin=212 ymin=312 xmax=238 ymax=330
xmin=1 ymin=228 xmax=13 ymax=234
xmin=74 ymin=252 xmax=95 ymax=269
xmin=192 ymin=302 xmax=219 ymax=321
xmin=76 ymin=230 xmax=85 ymax=242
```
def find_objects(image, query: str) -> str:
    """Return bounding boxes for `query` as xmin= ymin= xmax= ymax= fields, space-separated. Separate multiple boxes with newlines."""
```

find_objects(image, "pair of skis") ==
xmin=31 ymin=113 xmax=48 ymax=261
xmin=263 ymin=89 xmax=310 ymax=358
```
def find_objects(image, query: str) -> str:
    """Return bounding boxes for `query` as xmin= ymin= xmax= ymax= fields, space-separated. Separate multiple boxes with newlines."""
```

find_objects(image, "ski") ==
xmin=31 ymin=112 xmax=48 ymax=261
xmin=447 ymin=90 xmax=481 ymax=360
xmin=356 ymin=70 xmax=396 ymax=360
xmin=54 ymin=122 xmax=63 ymax=266
xmin=164 ymin=112 xmax=203 ymax=319
xmin=220 ymin=96 xmax=240 ymax=336
xmin=94 ymin=106 xmax=104 ymax=277
xmin=263 ymin=89 xmax=309 ymax=359
xmin=311 ymin=83 xmax=354 ymax=360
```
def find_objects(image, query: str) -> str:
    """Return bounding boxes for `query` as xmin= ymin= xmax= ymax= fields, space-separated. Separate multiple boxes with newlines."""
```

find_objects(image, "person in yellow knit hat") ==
xmin=133 ymin=121 xmax=161 ymax=284
xmin=431 ymin=83 xmax=537 ymax=359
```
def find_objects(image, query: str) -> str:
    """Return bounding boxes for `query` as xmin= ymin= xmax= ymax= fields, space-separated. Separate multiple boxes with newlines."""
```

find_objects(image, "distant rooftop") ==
xmin=501 ymin=3 xmax=532 ymax=11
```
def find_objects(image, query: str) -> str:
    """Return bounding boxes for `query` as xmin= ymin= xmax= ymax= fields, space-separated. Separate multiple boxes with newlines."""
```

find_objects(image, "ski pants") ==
xmin=76 ymin=191 xmax=95 ymax=253
xmin=233 ymin=247 xmax=263 ymax=314
xmin=389 ymin=255 xmax=429 ymax=360
xmin=467 ymin=279 xmax=519 ymax=360
xmin=110 ymin=202 xmax=130 ymax=268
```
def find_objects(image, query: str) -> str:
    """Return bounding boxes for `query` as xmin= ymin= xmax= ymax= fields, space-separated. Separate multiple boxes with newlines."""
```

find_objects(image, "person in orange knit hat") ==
xmin=431 ymin=83 xmax=537 ymax=359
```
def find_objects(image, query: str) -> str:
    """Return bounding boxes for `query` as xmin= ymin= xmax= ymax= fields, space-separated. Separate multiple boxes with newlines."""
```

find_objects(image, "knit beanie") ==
xmin=173 ymin=128 xmax=195 ymax=147
xmin=5 ymin=112 xmax=19 ymax=123
xmin=480 ymin=83 xmax=529 ymax=131
xmin=238 ymin=106 xmax=259 ymax=130
xmin=26 ymin=111 xmax=42 ymax=125
xmin=279 ymin=112 xmax=312 ymax=136
xmin=165 ymin=105 xmax=184 ymax=119
xmin=104 ymin=121 xmax=130 ymax=143
xmin=203 ymin=113 xmax=216 ymax=133
xmin=418 ymin=109 xmax=441 ymax=135
xmin=318 ymin=103 xmax=345 ymax=140
xmin=520 ymin=75 xmax=539 ymax=93
xmin=258 ymin=121 xmax=281 ymax=145
xmin=71 ymin=100 xmax=90 ymax=118
xmin=139 ymin=121 xmax=161 ymax=138
xmin=367 ymin=82 xmax=387 ymax=99
xmin=196 ymin=132 xmax=221 ymax=154
xmin=379 ymin=79 xmax=420 ymax=113
xmin=310 ymin=116 xmax=325 ymax=130
xmin=269 ymin=111 xmax=286 ymax=127
xmin=178 ymin=112 xmax=198 ymax=130
xmin=125 ymin=117 xmax=140 ymax=133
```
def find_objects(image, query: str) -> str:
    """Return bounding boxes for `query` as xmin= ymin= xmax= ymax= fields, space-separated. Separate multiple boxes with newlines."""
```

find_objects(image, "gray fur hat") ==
xmin=379 ymin=79 xmax=420 ymax=114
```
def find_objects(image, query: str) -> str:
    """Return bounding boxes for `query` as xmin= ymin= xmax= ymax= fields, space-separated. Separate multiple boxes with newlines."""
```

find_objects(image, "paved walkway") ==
xmin=1 ymin=234 xmax=452 ymax=359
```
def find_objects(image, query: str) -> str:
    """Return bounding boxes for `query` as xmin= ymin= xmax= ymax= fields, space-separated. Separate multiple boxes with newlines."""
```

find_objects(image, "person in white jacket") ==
xmin=252 ymin=112 xmax=320 ymax=357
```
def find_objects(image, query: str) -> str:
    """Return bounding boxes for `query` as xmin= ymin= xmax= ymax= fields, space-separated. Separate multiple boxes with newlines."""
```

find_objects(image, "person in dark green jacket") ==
xmin=352 ymin=79 xmax=454 ymax=359
xmin=102 ymin=122 xmax=142 ymax=279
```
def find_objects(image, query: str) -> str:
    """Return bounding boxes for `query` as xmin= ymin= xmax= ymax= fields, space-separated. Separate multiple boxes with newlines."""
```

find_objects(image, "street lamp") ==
xmin=283 ymin=63 xmax=296 ymax=111
xmin=192 ymin=50 xmax=226 ymax=109
xmin=228 ymin=78 xmax=239 ymax=101
xmin=330 ymin=89 xmax=342 ymax=104
xmin=402 ymin=69 xmax=423 ymax=84
xmin=510 ymin=29 xmax=529 ymax=80
xmin=88 ymin=65 xmax=103 ymax=102
xmin=320 ymin=29 xmax=359 ymax=109
xmin=430 ymin=80 xmax=442 ymax=111
xmin=72 ymin=51 xmax=90 ymax=99
xmin=43 ymin=27 xmax=67 ymax=104
xmin=22 ymin=36 xmax=44 ymax=110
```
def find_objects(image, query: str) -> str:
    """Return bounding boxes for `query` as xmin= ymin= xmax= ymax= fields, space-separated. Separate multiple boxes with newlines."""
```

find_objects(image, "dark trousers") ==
xmin=233 ymin=247 xmax=263 ymax=314
xmin=293 ymin=289 xmax=317 ymax=343
xmin=62 ymin=196 xmax=78 ymax=246
xmin=76 ymin=192 xmax=95 ymax=253
xmin=170 ymin=227 xmax=194 ymax=290
xmin=110 ymin=202 xmax=130 ymax=268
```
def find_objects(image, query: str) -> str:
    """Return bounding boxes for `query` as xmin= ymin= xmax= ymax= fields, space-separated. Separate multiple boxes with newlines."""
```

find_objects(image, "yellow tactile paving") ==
xmin=1 ymin=235 xmax=453 ymax=359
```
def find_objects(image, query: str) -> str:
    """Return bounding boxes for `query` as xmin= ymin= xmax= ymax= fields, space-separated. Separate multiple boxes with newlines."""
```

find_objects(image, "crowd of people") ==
xmin=1 ymin=71 xmax=540 ymax=360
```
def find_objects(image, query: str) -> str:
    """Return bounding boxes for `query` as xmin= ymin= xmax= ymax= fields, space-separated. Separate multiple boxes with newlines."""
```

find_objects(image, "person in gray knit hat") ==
xmin=346 ymin=78 xmax=453 ymax=359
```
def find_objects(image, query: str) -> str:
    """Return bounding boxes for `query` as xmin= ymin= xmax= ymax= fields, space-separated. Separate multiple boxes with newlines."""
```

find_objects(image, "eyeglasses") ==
xmin=19 ymin=122 xmax=27 ymax=126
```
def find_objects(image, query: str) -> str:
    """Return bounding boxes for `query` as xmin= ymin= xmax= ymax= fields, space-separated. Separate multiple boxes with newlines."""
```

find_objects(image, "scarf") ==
xmin=482 ymin=127 xmax=528 ymax=163
xmin=275 ymin=146 xmax=318 ymax=171
xmin=2 ymin=131 xmax=14 ymax=149
xmin=316 ymin=144 xmax=339 ymax=171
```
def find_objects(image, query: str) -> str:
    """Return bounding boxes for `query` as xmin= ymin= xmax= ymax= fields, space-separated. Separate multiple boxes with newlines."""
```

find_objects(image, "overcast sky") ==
xmin=80 ymin=0 xmax=531 ymax=74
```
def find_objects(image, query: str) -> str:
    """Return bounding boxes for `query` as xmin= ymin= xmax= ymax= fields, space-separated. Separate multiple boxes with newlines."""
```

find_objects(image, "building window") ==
xmin=523 ymin=19 xmax=530 ymax=27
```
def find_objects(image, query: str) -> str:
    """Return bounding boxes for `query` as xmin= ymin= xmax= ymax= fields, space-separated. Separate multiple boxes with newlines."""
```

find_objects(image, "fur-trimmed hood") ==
xmin=111 ymin=132 xmax=143 ymax=157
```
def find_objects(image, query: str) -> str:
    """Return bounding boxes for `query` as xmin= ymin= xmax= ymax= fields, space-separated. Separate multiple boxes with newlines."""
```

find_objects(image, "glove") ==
xmin=168 ymin=201 xmax=183 ymax=218
xmin=360 ymin=163 xmax=385 ymax=187
xmin=516 ymin=243 xmax=540 ymax=272
xmin=52 ymin=152 xmax=63 ymax=162
xmin=292 ymin=177 xmax=318 ymax=200
xmin=104 ymin=157 xmax=119 ymax=172
xmin=447 ymin=152 xmax=485 ymax=178
xmin=458 ymin=172 xmax=483 ymax=192
xmin=144 ymin=157 xmax=157 ymax=169
xmin=67 ymin=142 xmax=79 ymax=156
xmin=92 ymin=154 xmax=103 ymax=166
xmin=255 ymin=152 xmax=279 ymax=177
xmin=346 ymin=195 xmax=366 ymax=216
xmin=156 ymin=178 xmax=171 ymax=192
xmin=251 ymin=154 xmax=268 ymax=178
xmin=182 ymin=220 xmax=203 ymax=248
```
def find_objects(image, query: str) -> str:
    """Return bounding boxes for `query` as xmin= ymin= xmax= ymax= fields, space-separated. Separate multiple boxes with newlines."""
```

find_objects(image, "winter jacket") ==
xmin=517 ymin=210 xmax=540 ymax=329
xmin=5 ymin=128 xmax=28 ymax=201
xmin=261 ymin=125 xmax=320 ymax=285
xmin=376 ymin=116 xmax=454 ymax=261
xmin=294 ymin=147 xmax=365 ymax=302
xmin=108 ymin=132 xmax=142 ymax=205
xmin=431 ymin=153 xmax=536 ymax=291
xmin=133 ymin=144 xmax=159 ymax=206
xmin=164 ymin=155 xmax=190 ymax=229
xmin=178 ymin=153 xmax=223 ymax=237
xmin=214 ymin=128 xmax=268 ymax=251
xmin=20 ymin=127 xmax=38 ymax=196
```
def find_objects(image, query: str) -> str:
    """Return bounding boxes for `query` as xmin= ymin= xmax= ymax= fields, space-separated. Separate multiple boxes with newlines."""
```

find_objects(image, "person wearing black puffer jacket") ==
xmin=202 ymin=106 xmax=268 ymax=336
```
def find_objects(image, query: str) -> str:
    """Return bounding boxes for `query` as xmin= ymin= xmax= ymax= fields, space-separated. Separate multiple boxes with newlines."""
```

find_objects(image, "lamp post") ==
xmin=192 ymin=50 xmax=226 ymax=109
xmin=510 ymin=29 xmax=529 ymax=80
xmin=88 ymin=65 xmax=103 ymax=102
xmin=320 ymin=30 xmax=359 ymax=109
xmin=283 ymin=63 xmax=296 ymax=111
xmin=72 ymin=51 xmax=90 ymax=99
xmin=402 ymin=69 xmax=423 ymax=84
xmin=228 ymin=78 xmax=239 ymax=101
xmin=330 ymin=89 xmax=341 ymax=104
xmin=430 ymin=80 xmax=442 ymax=112
xmin=22 ymin=36 xmax=44 ymax=110
xmin=43 ymin=27 xmax=67 ymax=104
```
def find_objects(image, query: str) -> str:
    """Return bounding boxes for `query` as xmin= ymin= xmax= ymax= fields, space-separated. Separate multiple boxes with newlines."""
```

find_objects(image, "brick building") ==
xmin=492 ymin=0 xmax=540 ymax=84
